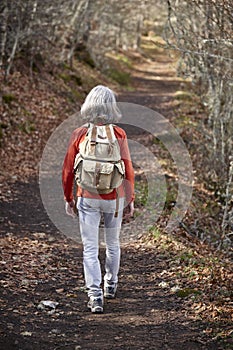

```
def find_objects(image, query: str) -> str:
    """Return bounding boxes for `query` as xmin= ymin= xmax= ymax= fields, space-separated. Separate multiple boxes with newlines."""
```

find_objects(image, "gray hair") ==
xmin=80 ymin=85 xmax=122 ymax=124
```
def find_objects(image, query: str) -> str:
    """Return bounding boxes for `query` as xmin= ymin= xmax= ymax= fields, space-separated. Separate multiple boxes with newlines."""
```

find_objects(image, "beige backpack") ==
xmin=74 ymin=124 xmax=125 ymax=194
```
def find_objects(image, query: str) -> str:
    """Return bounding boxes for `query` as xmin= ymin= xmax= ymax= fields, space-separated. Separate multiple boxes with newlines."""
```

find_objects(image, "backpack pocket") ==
xmin=74 ymin=155 xmax=125 ymax=194
xmin=110 ymin=160 xmax=125 ymax=189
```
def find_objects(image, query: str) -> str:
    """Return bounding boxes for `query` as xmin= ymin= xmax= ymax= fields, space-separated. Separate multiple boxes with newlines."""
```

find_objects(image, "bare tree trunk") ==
xmin=135 ymin=15 xmax=143 ymax=49
xmin=0 ymin=0 xmax=8 ymax=70
xmin=221 ymin=161 xmax=233 ymax=238
xmin=28 ymin=0 xmax=38 ymax=77
xmin=59 ymin=0 xmax=89 ymax=63
xmin=5 ymin=29 xmax=20 ymax=79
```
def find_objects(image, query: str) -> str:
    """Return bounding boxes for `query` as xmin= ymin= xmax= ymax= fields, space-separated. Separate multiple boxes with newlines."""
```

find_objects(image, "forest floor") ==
xmin=0 ymin=37 xmax=232 ymax=350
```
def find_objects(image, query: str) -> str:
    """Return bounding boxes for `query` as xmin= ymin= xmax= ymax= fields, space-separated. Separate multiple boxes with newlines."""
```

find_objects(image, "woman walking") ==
xmin=62 ymin=85 xmax=134 ymax=313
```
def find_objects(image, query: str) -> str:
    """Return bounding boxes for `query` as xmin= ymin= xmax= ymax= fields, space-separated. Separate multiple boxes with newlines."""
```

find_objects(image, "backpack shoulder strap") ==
xmin=105 ymin=124 xmax=113 ymax=142
xmin=89 ymin=124 xmax=97 ymax=155
xmin=90 ymin=125 xmax=97 ymax=142
xmin=105 ymin=124 xmax=117 ymax=142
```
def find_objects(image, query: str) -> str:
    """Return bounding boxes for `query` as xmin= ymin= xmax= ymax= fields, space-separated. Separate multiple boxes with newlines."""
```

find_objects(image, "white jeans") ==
xmin=77 ymin=197 xmax=124 ymax=298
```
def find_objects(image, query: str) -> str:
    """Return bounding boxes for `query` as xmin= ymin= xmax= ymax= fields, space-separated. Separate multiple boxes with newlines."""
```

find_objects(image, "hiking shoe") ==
xmin=104 ymin=284 xmax=117 ymax=299
xmin=87 ymin=297 xmax=103 ymax=313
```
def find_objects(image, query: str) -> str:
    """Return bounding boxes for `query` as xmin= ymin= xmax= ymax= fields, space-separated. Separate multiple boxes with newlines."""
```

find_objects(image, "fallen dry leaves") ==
xmin=140 ymin=229 xmax=233 ymax=342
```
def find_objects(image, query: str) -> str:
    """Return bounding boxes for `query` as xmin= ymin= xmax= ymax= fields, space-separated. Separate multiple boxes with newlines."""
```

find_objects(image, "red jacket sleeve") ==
xmin=62 ymin=127 xmax=87 ymax=202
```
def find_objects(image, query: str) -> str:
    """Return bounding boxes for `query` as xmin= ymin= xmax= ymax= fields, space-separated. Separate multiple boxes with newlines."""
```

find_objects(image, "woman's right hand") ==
xmin=123 ymin=201 xmax=134 ymax=220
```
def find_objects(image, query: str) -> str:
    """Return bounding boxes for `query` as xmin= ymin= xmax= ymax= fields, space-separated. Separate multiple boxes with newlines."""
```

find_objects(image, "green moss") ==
xmin=151 ymin=226 xmax=162 ymax=240
xmin=188 ymin=271 xmax=198 ymax=278
xmin=59 ymin=73 xmax=71 ymax=83
xmin=107 ymin=69 xmax=131 ymax=86
xmin=135 ymin=181 xmax=148 ymax=207
xmin=76 ymin=50 xmax=95 ymax=68
xmin=18 ymin=120 xmax=35 ymax=134
xmin=2 ymin=93 xmax=17 ymax=104
xmin=61 ymin=62 xmax=72 ymax=71
xmin=179 ymin=251 xmax=194 ymax=262
xmin=71 ymin=89 xmax=84 ymax=100
xmin=175 ymin=115 xmax=198 ymax=128
xmin=176 ymin=288 xmax=201 ymax=298
xmin=59 ymin=72 xmax=82 ymax=86
xmin=123 ymin=86 xmax=135 ymax=92
xmin=174 ymin=91 xmax=196 ymax=101
xmin=114 ymin=54 xmax=133 ymax=69
xmin=22 ymin=108 xmax=32 ymax=117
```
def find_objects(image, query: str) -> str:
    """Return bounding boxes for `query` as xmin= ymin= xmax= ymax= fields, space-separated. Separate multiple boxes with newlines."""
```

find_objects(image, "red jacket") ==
xmin=62 ymin=124 xmax=135 ymax=204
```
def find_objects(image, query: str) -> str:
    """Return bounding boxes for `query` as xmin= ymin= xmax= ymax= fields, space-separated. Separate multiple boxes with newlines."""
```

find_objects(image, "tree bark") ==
xmin=0 ymin=1 xmax=8 ymax=70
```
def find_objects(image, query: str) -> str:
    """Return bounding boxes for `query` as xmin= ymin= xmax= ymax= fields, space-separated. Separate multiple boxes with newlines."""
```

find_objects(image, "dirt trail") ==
xmin=0 ymin=51 xmax=222 ymax=350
